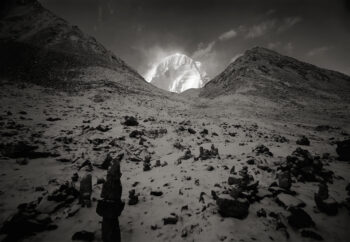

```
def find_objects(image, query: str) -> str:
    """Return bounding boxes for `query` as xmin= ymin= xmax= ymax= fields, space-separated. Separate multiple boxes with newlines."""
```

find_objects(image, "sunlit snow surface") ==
xmin=145 ymin=53 xmax=209 ymax=93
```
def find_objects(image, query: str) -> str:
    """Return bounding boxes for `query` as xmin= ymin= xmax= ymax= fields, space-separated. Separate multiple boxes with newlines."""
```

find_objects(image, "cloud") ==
xmin=244 ymin=16 xmax=302 ymax=39
xmin=307 ymin=46 xmax=332 ymax=57
xmin=192 ymin=28 xmax=238 ymax=59
xmin=134 ymin=45 xmax=185 ymax=78
xmin=278 ymin=16 xmax=302 ymax=32
xmin=219 ymin=29 xmax=237 ymax=41
xmin=245 ymin=20 xmax=276 ymax=38
xmin=192 ymin=41 xmax=216 ymax=59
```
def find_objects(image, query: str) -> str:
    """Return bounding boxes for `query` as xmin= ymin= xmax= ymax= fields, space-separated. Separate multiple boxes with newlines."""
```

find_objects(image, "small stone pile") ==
xmin=216 ymin=166 xmax=259 ymax=219
xmin=96 ymin=155 xmax=125 ymax=242
xmin=196 ymin=144 xmax=220 ymax=160
xmin=122 ymin=116 xmax=138 ymax=126
xmin=253 ymin=144 xmax=273 ymax=156
xmin=279 ymin=147 xmax=333 ymax=182
xmin=314 ymin=183 xmax=338 ymax=215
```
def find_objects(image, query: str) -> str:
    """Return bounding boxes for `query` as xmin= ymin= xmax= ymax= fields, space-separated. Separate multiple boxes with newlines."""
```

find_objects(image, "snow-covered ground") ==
xmin=0 ymin=80 xmax=349 ymax=242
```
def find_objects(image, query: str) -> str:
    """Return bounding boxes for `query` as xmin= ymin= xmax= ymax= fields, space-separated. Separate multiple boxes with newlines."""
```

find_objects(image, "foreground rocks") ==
xmin=96 ymin=154 xmax=125 ymax=242
xmin=216 ymin=197 xmax=250 ymax=219
xmin=336 ymin=139 xmax=350 ymax=161
xmin=287 ymin=207 xmax=315 ymax=229
xmin=122 ymin=116 xmax=138 ymax=126
xmin=314 ymin=183 xmax=338 ymax=215
xmin=280 ymin=147 xmax=333 ymax=182
xmin=0 ymin=202 xmax=57 ymax=242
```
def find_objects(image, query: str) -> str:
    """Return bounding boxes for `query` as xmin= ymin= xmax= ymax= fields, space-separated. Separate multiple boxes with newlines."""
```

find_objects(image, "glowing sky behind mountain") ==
xmin=42 ymin=0 xmax=350 ymax=78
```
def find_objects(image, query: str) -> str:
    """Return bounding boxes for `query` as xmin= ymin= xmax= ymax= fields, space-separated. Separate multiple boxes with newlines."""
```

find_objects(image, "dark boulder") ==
xmin=188 ymin=128 xmax=196 ymax=134
xmin=129 ymin=130 xmax=144 ymax=138
xmin=216 ymin=197 xmax=250 ymax=219
xmin=336 ymin=139 xmax=350 ymax=161
xmin=163 ymin=214 xmax=178 ymax=225
xmin=253 ymin=145 xmax=273 ymax=156
xmin=150 ymin=191 xmax=163 ymax=196
xmin=128 ymin=189 xmax=139 ymax=205
xmin=79 ymin=174 xmax=92 ymax=207
xmin=72 ymin=231 xmax=95 ymax=241
xmin=314 ymin=183 xmax=338 ymax=216
xmin=278 ymin=171 xmax=292 ymax=190
xmin=296 ymin=136 xmax=310 ymax=146
xmin=300 ymin=229 xmax=323 ymax=241
xmin=122 ymin=116 xmax=138 ymax=126
xmin=287 ymin=207 xmax=315 ymax=229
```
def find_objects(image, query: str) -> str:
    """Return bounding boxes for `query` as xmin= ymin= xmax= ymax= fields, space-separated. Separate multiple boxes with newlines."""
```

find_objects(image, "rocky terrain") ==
xmin=1 ymin=1 xmax=350 ymax=242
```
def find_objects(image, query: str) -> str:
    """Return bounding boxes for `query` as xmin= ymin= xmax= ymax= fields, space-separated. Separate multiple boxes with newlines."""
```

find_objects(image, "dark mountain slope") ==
xmin=200 ymin=47 xmax=350 ymax=103
xmin=0 ymin=0 xmax=162 ymax=95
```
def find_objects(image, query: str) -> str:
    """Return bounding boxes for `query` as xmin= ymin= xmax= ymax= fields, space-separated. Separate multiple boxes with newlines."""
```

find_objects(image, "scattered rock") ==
xmin=188 ymin=128 xmax=196 ymax=134
xmin=276 ymin=194 xmax=305 ymax=208
xmin=253 ymin=145 xmax=273 ymax=156
xmin=72 ymin=231 xmax=95 ymax=241
xmin=0 ymin=141 xmax=40 ymax=158
xmin=96 ymin=124 xmax=111 ymax=132
xmin=150 ymin=191 xmax=163 ymax=196
xmin=128 ymin=189 xmax=139 ymax=205
xmin=336 ymin=139 xmax=350 ymax=161
xmin=278 ymin=171 xmax=292 ymax=190
xmin=178 ymin=149 xmax=193 ymax=162
xmin=246 ymin=158 xmax=256 ymax=165
xmin=163 ymin=214 xmax=178 ymax=225
xmin=129 ymin=130 xmax=144 ymax=138
xmin=79 ymin=174 xmax=92 ymax=207
xmin=287 ymin=207 xmax=315 ymax=229
xmin=200 ymin=129 xmax=208 ymax=136
xmin=256 ymin=208 xmax=266 ymax=217
xmin=296 ymin=136 xmax=310 ymax=146
xmin=300 ymin=229 xmax=323 ymax=241
xmin=314 ymin=183 xmax=338 ymax=215
xmin=0 ymin=202 xmax=57 ymax=241
xmin=216 ymin=197 xmax=250 ymax=219
xmin=145 ymin=128 xmax=167 ymax=138
xmin=46 ymin=117 xmax=61 ymax=122
xmin=206 ymin=165 xmax=215 ymax=171
xmin=143 ymin=156 xmax=151 ymax=171
xmin=198 ymin=144 xmax=219 ymax=160
xmin=122 ymin=116 xmax=138 ymax=126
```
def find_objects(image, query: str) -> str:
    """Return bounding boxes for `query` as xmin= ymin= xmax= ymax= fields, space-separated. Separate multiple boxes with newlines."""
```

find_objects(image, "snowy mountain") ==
xmin=145 ymin=53 xmax=209 ymax=93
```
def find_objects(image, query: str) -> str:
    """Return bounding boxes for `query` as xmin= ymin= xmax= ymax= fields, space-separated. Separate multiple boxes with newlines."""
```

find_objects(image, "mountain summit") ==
xmin=145 ymin=53 xmax=209 ymax=93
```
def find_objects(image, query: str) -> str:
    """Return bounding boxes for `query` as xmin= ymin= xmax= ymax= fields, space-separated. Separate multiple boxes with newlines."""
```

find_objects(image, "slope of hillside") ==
xmin=0 ymin=0 xmax=164 ymax=96
xmin=200 ymin=47 xmax=350 ymax=104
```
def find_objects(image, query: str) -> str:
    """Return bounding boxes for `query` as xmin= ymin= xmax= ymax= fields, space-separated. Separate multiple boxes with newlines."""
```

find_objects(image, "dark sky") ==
xmin=42 ymin=0 xmax=350 ymax=78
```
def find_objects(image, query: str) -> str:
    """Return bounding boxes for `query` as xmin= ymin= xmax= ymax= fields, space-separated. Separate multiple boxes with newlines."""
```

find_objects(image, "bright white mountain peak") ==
xmin=145 ymin=53 xmax=209 ymax=93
